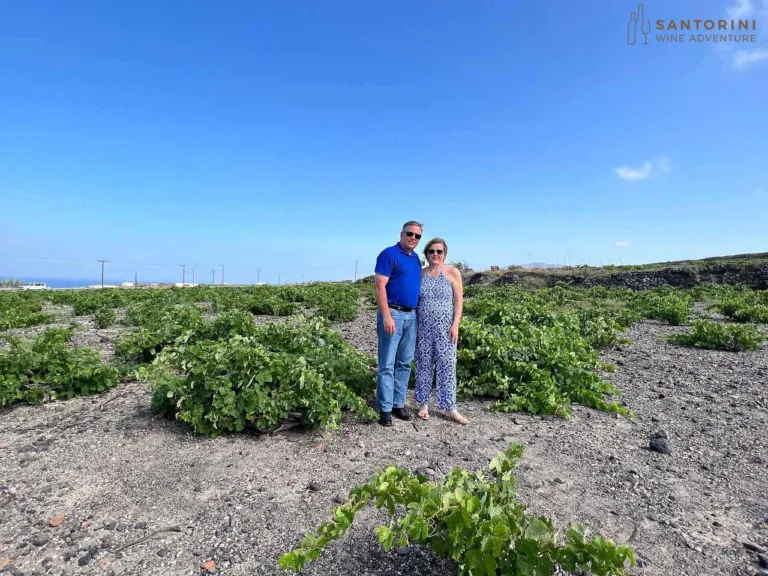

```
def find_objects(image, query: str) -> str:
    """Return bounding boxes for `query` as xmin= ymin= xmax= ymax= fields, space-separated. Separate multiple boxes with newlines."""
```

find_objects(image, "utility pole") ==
xmin=256 ymin=269 xmax=260 ymax=285
xmin=212 ymin=269 xmax=216 ymax=285
xmin=134 ymin=272 xmax=137 ymax=288
xmin=98 ymin=260 xmax=107 ymax=288
xmin=192 ymin=267 xmax=195 ymax=286
xmin=220 ymin=264 xmax=227 ymax=286
xmin=354 ymin=259 xmax=358 ymax=282
xmin=181 ymin=264 xmax=189 ymax=286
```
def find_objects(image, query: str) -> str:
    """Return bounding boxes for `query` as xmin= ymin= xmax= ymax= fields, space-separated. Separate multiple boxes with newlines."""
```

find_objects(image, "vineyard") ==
xmin=1 ymin=281 xmax=767 ymax=575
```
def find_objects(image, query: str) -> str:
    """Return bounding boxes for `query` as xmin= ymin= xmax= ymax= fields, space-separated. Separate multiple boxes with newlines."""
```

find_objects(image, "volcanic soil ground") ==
xmin=1 ymin=304 xmax=767 ymax=576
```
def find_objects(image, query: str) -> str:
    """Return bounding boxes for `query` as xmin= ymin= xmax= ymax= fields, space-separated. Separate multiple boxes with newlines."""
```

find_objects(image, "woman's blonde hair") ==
xmin=423 ymin=237 xmax=448 ymax=258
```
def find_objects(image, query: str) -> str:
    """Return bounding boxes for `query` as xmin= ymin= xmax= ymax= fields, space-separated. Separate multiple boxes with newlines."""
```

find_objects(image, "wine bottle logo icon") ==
xmin=628 ymin=3 xmax=651 ymax=45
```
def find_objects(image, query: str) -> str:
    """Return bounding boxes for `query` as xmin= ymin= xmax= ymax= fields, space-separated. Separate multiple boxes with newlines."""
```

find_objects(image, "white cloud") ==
xmin=614 ymin=158 xmax=671 ymax=181
xmin=614 ymin=162 xmax=653 ymax=181
xmin=727 ymin=0 xmax=754 ymax=19
xmin=734 ymin=49 xmax=768 ymax=69
xmin=615 ymin=241 xmax=631 ymax=247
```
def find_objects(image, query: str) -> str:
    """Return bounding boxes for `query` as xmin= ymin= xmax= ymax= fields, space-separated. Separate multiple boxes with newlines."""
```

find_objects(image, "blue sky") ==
xmin=1 ymin=0 xmax=766 ymax=284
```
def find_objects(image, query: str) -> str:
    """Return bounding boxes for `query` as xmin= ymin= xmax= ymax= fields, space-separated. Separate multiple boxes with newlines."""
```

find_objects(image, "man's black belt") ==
xmin=388 ymin=303 xmax=414 ymax=312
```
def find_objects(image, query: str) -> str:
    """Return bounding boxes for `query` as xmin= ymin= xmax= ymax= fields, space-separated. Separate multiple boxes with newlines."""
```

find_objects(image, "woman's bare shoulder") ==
xmin=444 ymin=265 xmax=460 ymax=276
xmin=444 ymin=265 xmax=462 ymax=281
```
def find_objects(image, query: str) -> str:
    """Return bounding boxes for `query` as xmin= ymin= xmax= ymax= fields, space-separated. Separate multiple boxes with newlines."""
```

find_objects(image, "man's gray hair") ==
xmin=401 ymin=220 xmax=423 ymax=232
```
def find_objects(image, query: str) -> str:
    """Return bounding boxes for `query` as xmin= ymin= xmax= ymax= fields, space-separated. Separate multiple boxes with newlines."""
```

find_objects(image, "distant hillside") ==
xmin=463 ymin=251 xmax=768 ymax=290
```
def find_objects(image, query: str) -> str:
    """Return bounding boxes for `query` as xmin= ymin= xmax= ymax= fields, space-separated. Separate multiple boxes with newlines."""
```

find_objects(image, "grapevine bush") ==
xmin=0 ymin=293 xmax=54 ymax=330
xmin=666 ymin=320 xmax=765 ymax=352
xmin=280 ymin=443 xmax=635 ymax=575
xmin=713 ymin=293 xmax=768 ymax=324
xmin=0 ymin=328 xmax=118 ymax=406
xmin=629 ymin=290 xmax=690 ymax=325
xmin=94 ymin=307 xmax=116 ymax=329
xmin=145 ymin=316 xmax=377 ymax=435
xmin=457 ymin=288 xmax=630 ymax=418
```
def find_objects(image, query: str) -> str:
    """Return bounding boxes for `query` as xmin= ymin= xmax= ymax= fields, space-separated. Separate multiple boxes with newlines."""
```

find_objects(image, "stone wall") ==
xmin=475 ymin=262 xmax=768 ymax=291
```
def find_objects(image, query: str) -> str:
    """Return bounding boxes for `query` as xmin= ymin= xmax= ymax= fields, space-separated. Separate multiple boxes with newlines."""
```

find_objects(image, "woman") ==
xmin=414 ymin=237 xmax=467 ymax=424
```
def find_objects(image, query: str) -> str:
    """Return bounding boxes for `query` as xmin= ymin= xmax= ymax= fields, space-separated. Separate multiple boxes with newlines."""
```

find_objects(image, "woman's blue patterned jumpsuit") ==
xmin=414 ymin=270 xmax=457 ymax=411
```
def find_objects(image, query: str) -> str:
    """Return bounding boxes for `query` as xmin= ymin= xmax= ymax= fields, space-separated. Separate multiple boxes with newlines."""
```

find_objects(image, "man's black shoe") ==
xmin=379 ymin=412 xmax=392 ymax=427
xmin=392 ymin=407 xmax=412 ymax=421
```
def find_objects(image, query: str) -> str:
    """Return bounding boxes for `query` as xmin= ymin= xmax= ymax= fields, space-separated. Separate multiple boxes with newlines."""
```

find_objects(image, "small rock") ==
xmin=134 ymin=522 xmax=148 ymax=530
xmin=116 ymin=523 xmax=126 ymax=532
xmin=17 ymin=444 xmax=37 ymax=454
xmin=157 ymin=549 xmax=168 ymax=557
xmin=758 ymin=553 xmax=768 ymax=568
xmin=650 ymin=437 xmax=671 ymax=455
xmin=48 ymin=514 xmax=65 ymax=528
xmin=78 ymin=555 xmax=91 ymax=567
xmin=32 ymin=533 xmax=49 ymax=547
xmin=364 ymin=451 xmax=375 ymax=458
xmin=82 ymin=538 xmax=100 ymax=555
xmin=554 ymin=477 xmax=565 ymax=484
xmin=425 ymin=468 xmax=436 ymax=477
xmin=333 ymin=493 xmax=347 ymax=505
xmin=105 ymin=521 xmax=117 ymax=531
xmin=396 ymin=547 xmax=409 ymax=556
xmin=308 ymin=481 xmax=321 ymax=492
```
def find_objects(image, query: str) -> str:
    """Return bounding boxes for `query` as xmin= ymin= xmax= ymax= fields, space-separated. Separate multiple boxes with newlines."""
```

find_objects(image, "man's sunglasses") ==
xmin=428 ymin=249 xmax=444 ymax=255
xmin=405 ymin=231 xmax=422 ymax=239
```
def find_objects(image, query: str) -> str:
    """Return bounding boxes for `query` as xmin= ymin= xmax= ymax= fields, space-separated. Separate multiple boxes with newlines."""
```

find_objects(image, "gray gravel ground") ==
xmin=1 ymin=305 xmax=767 ymax=576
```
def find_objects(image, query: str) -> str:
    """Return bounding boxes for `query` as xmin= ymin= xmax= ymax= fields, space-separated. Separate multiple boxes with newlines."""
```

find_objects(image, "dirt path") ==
xmin=1 ymin=311 xmax=766 ymax=576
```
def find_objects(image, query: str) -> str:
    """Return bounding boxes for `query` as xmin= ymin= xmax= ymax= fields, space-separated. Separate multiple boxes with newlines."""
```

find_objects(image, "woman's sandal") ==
xmin=417 ymin=406 xmax=430 ymax=420
xmin=448 ymin=410 xmax=468 ymax=425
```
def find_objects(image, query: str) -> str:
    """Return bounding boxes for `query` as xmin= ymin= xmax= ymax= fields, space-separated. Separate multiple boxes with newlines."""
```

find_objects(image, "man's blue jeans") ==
xmin=376 ymin=309 xmax=417 ymax=413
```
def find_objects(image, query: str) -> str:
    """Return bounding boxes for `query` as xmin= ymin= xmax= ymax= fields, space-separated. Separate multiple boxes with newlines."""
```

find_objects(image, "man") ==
xmin=374 ymin=221 xmax=424 ymax=426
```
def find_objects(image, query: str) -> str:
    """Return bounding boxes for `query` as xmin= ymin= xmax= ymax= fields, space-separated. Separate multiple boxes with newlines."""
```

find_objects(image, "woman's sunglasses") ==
xmin=405 ymin=231 xmax=422 ymax=239
xmin=428 ymin=249 xmax=444 ymax=255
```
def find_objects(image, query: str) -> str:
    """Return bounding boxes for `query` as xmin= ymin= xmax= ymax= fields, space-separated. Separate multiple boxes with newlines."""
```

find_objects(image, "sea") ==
xmin=0 ymin=277 xmax=154 ymax=289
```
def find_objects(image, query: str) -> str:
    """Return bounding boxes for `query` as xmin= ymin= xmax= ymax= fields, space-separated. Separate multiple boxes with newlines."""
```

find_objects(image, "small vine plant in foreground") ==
xmin=279 ymin=443 xmax=635 ymax=575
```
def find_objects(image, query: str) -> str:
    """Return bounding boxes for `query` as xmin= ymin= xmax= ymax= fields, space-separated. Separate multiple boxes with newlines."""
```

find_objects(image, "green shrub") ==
xmin=94 ymin=308 xmax=116 ymax=329
xmin=145 ymin=329 xmax=376 ymax=436
xmin=666 ymin=320 xmax=765 ymax=352
xmin=0 ymin=328 xmax=118 ymax=406
xmin=714 ymin=294 xmax=768 ymax=324
xmin=280 ymin=443 xmax=635 ymax=575
xmin=0 ymin=293 xmax=54 ymax=330
xmin=458 ymin=288 xmax=629 ymax=418
xmin=631 ymin=292 xmax=690 ymax=325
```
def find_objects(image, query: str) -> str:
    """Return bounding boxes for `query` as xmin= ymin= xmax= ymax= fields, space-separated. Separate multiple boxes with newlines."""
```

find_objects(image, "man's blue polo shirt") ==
xmin=375 ymin=243 xmax=422 ymax=309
